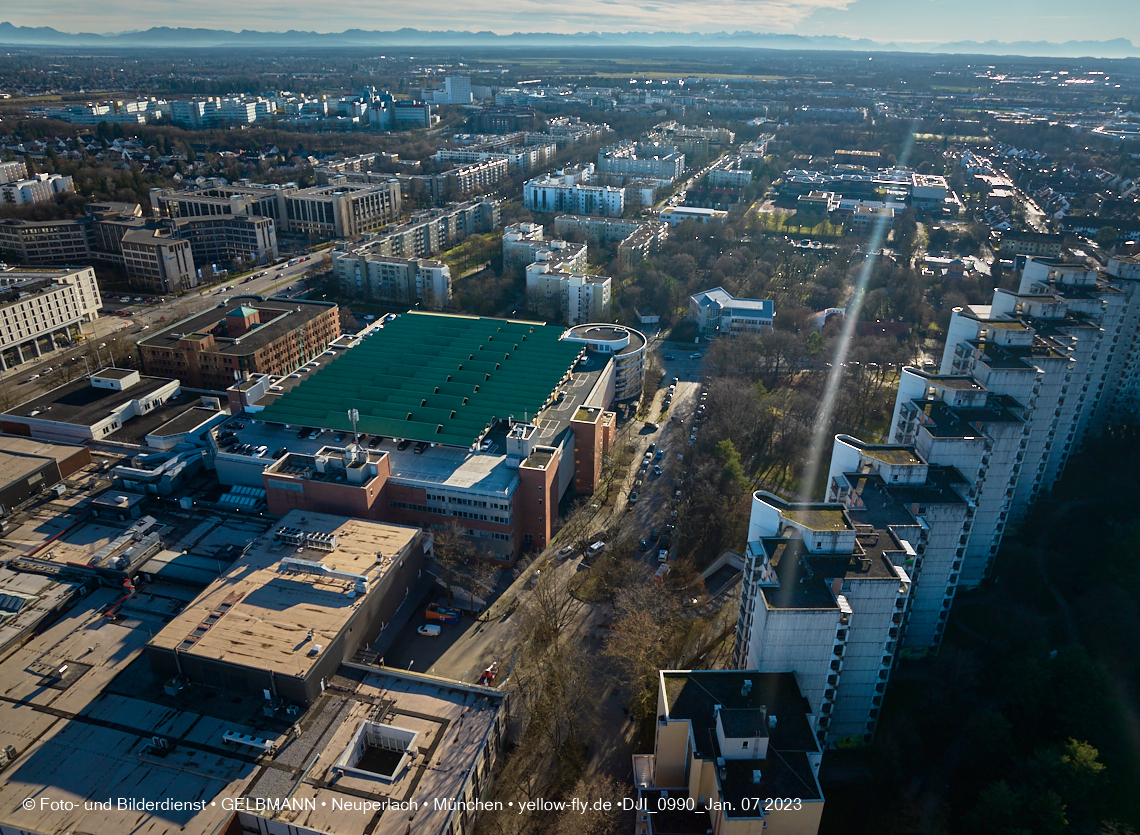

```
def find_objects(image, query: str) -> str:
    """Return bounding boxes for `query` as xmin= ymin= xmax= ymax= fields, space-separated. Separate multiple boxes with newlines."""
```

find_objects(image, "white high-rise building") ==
xmin=444 ymin=75 xmax=473 ymax=104
xmin=892 ymin=254 xmax=1140 ymax=585
xmin=733 ymin=489 xmax=912 ymax=748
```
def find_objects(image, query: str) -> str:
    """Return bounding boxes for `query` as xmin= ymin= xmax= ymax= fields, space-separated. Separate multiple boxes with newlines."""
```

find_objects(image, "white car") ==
xmin=417 ymin=624 xmax=441 ymax=637
xmin=689 ymin=353 xmax=702 ymax=360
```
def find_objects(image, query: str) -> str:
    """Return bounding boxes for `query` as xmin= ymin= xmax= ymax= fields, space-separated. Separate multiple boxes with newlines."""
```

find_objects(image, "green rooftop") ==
xmin=782 ymin=507 xmax=849 ymax=531
xmin=256 ymin=312 xmax=583 ymax=448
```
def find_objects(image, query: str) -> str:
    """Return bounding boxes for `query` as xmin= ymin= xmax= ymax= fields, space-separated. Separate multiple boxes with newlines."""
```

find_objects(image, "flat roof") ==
xmin=106 ymin=394 xmax=206 ymax=445
xmin=147 ymin=510 xmax=419 ymax=678
xmin=139 ymin=296 xmax=334 ymax=358
xmin=661 ymin=670 xmax=822 ymax=811
xmin=781 ymin=507 xmax=850 ymax=531
xmin=0 ymin=433 xmax=88 ymax=467
xmin=256 ymin=312 xmax=583 ymax=449
xmin=4 ymin=375 xmax=176 ymax=428
xmin=0 ymin=449 xmax=56 ymax=486
xmin=242 ymin=667 xmax=504 ymax=835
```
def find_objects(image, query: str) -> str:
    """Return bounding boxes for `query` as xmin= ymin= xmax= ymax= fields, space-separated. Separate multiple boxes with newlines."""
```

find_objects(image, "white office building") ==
xmin=689 ymin=287 xmax=774 ymax=339
xmin=0 ymin=266 xmax=101 ymax=371
xmin=445 ymin=75 xmax=473 ymax=104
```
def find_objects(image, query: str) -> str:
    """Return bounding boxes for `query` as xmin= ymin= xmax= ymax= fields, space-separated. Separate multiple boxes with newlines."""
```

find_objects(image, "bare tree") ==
xmin=432 ymin=521 xmax=476 ymax=606
xmin=552 ymin=774 xmax=630 ymax=835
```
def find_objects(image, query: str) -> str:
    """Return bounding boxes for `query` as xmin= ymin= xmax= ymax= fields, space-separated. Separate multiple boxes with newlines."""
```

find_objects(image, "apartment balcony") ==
xmin=633 ymin=754 xmax=655 ymax=790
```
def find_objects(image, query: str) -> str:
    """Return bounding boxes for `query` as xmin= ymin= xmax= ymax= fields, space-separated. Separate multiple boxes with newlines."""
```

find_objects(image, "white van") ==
xmin=417 ymin=624 xmax=441 ymax=637
xmin=587 ymin=541 xmax=606 ymax=556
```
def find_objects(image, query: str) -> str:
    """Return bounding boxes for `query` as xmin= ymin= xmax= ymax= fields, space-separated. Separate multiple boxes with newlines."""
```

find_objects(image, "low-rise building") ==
xmin=0 ymin=433 xmax=91 ymax=514
xmin=847 ymin=205 xmax=896 ymax=236
xmin=1 ymin=368 xmax=182 ymax=444
xmin=690 ymin=287 xmax=774 ymax=339
xmin=146 ymin=509 xmax=425 ymax=704
xmin=998 ymin=230 xmax=1065 ymax=259
xmin=139 ymin=297 xmax=339 ymax=391
xmin=660 ymin=206 xmax=727 ymax=225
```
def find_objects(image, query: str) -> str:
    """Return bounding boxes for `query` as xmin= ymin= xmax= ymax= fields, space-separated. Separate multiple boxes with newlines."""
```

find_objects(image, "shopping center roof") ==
xmin=256 ymin=312 xmax=583 ymax=448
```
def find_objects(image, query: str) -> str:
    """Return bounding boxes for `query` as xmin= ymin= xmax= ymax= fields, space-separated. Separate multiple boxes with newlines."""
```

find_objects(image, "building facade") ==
xmin=120 ymin=227 xmax=196 ymax=294
xmin=524 ymin=165 xmax=626 ymax=217
xmin=336 ymin=254 xmax=452 ymax=309
xmin=690 ymin=288 xmax=775 ymax=339
xmin=0 ymin=173 xmax=73 ymax=206
xmin=889 ymin=254 xmax=1140 ymax=586
xmin=733 ymin=491 xmax=912 ymax=748
xmin=598 ymin=140 xmax=686 ymax=182
xmin=0 ymin=266 xmax=101 ymax=371
xmin=139 ymin=298 xmax=340 ymax=390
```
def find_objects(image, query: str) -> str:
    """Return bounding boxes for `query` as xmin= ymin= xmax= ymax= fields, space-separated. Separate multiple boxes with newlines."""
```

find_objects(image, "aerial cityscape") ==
xmin=0 ymin=8 xmax=1137 ymax=835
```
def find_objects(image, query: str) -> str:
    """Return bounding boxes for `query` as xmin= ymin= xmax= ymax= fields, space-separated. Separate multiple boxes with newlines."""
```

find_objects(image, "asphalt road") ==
xmin=0 ymin=254 xmax=322 ymax=403
xmin=382 ymin=343 xmax=711 ymax=685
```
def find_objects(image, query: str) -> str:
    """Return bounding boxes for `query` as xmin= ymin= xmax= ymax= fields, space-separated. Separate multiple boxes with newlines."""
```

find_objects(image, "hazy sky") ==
xmin=4 ymin=0 xmax=1135 ymax=44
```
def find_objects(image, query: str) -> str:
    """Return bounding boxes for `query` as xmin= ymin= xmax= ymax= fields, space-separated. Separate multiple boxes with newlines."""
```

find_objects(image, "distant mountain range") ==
xmin=1 ymin=22 xmax=1137 ymax=59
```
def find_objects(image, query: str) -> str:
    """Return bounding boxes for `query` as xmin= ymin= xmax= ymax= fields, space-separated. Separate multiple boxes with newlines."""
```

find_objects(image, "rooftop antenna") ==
xmin=348 ymin=408 xmax=360 ymax=445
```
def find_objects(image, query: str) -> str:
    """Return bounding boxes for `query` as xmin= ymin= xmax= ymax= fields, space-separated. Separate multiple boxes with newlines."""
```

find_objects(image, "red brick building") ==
xmin=139 ymin=297 xmax=339 ymax=390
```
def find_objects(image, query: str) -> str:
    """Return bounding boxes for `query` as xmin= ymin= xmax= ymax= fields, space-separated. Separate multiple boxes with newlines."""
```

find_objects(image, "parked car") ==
xmin=653 ymin=464 xmax=663 ymax=476
xmin=425 ymin=604 xmax=460 ymax=624
xmin=397 ymin=439 xmax=411 ymax=451
xmin=689 ymin=353 xmax=702 ymax=359
xmin=414 ymin=441 xmax=429 ymax=454
xmin=368 ymin=436 xmax=382 ymax=448
xmin=658 ymin=549 xmax=669 ymax=563
xmin=588 ymin=541 xmax=606 ymax=556
xmin=417 ymin=624 xmax=441 ymax=637
xmin=639 ymin=539 xmax=650 ymax=552
xmin=629 ymin=491 xmax=639 ymax=504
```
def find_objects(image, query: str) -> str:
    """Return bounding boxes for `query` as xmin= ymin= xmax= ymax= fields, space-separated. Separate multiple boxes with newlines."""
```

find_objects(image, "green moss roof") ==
xmin=256 ymin=312 xmax=581 ymax=448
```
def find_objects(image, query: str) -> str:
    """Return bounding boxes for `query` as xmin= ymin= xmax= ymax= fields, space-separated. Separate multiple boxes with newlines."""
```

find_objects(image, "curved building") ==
xmin=564 ymin=323 xmax=647 ymax=402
